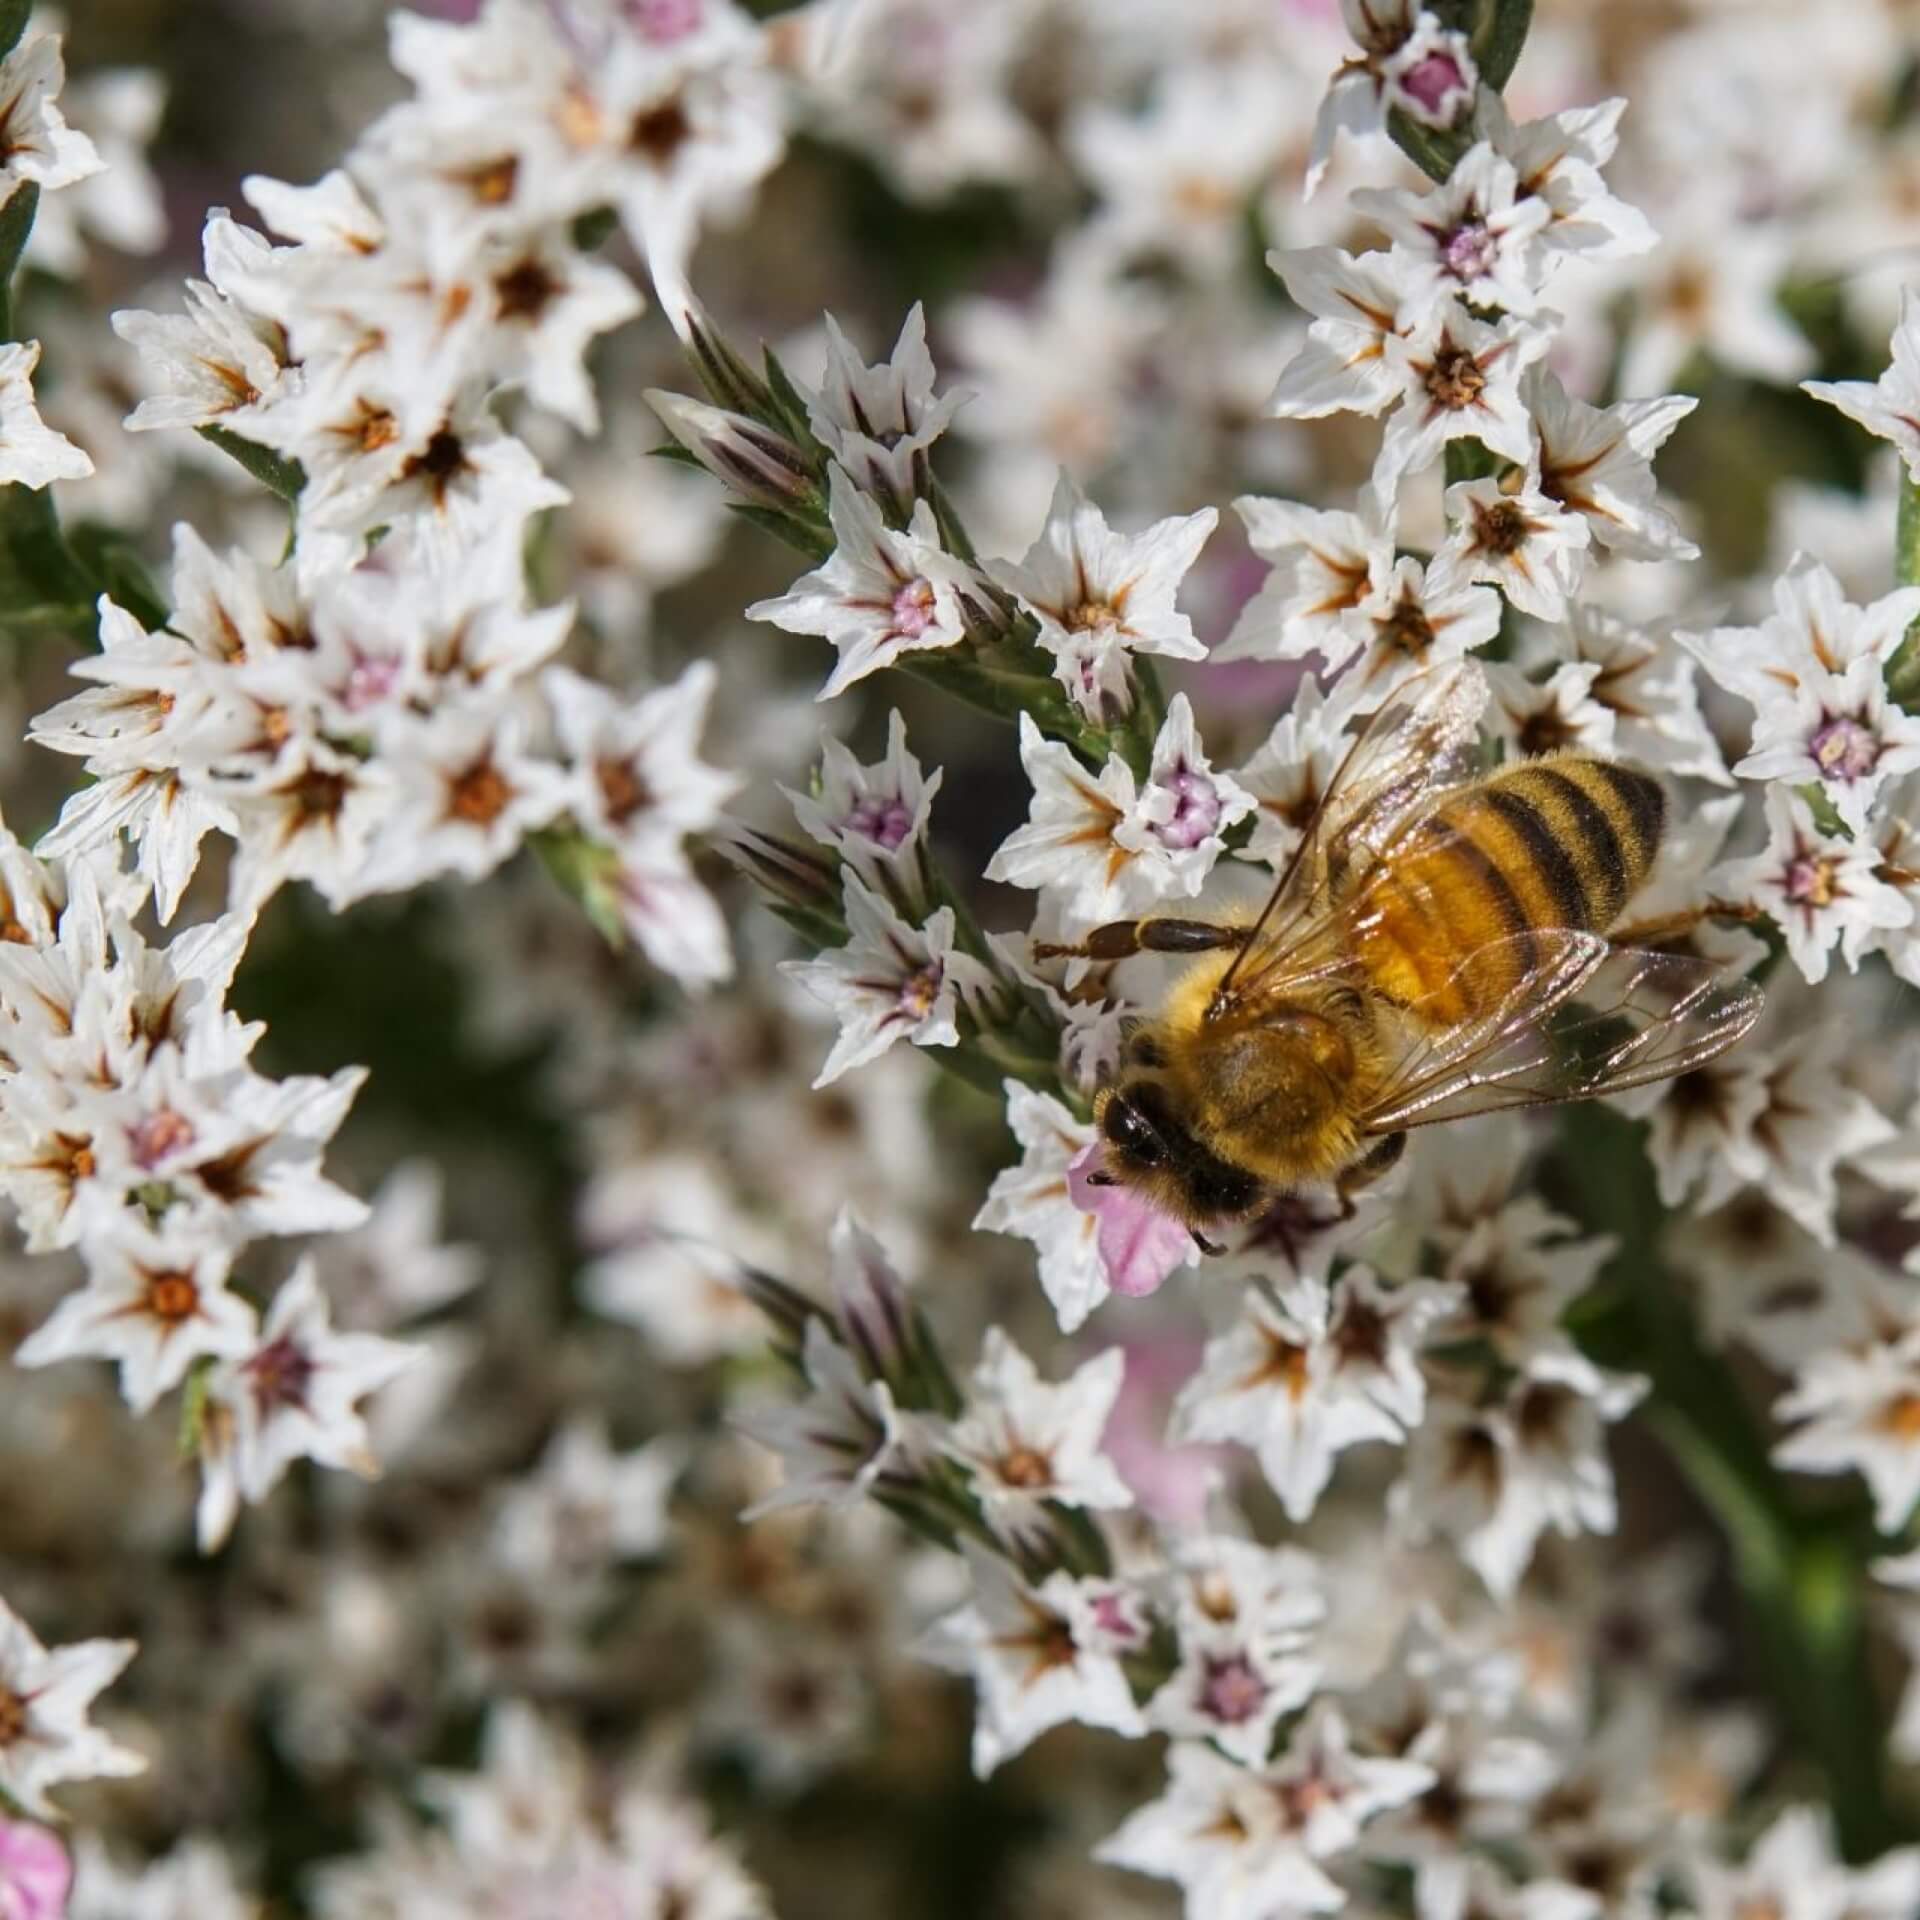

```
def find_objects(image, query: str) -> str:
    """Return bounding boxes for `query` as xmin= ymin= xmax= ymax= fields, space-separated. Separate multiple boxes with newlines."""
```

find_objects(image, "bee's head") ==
xmin=1093 ymin=1078 xmax=1264 ymax=1228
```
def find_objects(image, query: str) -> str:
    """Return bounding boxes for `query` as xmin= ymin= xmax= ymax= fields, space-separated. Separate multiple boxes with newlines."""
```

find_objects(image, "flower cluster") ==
xmin=19 ymin=0 xmax=1920 ymax=1912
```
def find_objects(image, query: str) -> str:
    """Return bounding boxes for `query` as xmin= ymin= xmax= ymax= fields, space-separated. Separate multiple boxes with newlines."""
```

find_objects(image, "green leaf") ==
xmin=1385 ymin=108 xmax=1471 ymax=185
xmin=646 ymin=440 xmax=706 ymax=470
xmin=1796 ymin=781 xmax=1850 ymax=840
xmin=0 ymin=180 xmax=37 ymax=341
xmin=726 ymin=500 xmax=834 ymax=562
xmin=0 ymin=0 xmax=29 ymax=64
xmin=1472 ymin=0 xmax=1534 ymax=90
xmin=570 ymin=204 xmax=618 ymax=251
xmin=1891 ymin=474 xmax=1920 ymax=710
xmin=0 ymin=479 xmax=97 ymax=630
xmin=761 ymin=347 xmax=819 ymax=446
xmin=66 ymin=522 xmax=171 ymax=631
xmin=198 ymin=423 xmax=307 ymax=502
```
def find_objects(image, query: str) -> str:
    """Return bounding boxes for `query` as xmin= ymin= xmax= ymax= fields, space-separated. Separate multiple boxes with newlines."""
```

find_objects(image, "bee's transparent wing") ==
xmin=1361 ymin=942 xmax=1765 ymax=1134
xmin=1209 ymin=663 xmax=1491 ymax=1018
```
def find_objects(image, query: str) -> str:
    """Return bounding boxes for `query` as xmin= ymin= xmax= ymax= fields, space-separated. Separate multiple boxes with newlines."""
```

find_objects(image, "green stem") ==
xmin=1553 ymin=1104 xmax=1906 ymax=1859
xmin=1889 ymin=474 xmax=1920 ymax=708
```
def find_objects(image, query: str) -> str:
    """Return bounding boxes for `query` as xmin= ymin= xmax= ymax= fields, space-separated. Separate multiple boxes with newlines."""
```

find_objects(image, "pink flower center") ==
xmin=846 ymin=795 xmax=915 ymax=851
xmin=898 ymin=962 xmax=942 ymax=1020
xmin=128 ymin=1107 xmax=195 ymax=1170
xmin=1810 ymin=714 xmax=1879 ymax=781
xmin=1155 ymin=768 xmax=1223 ymax=850
xmin=625 ymin=0 xmax=702 ymax=40
xmin=246 ymin=1335 xmax=316 ymax=1413
xmin=1200 ymin=1652 xmax=1268 ymax=1725
xmin=1398 ymin=49 xmax=1470 ymax=118
xmin=1785 ymin=854 xmax=1838 ymax=908
xmin=891 ymin=578 xmax=937 ymax=640
xmin=1441 ymin=218 xmax=1497 ymax=282
xmin=1091 ymin=1590 xmax=1144 ymax=1645
xmin=341 ymin=653 xmax=403 ymax=711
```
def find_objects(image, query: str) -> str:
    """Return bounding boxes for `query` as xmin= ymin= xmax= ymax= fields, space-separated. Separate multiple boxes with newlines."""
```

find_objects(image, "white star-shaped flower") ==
xmin=195 ymin=1259 xmax=420 ymax=1552
xmin=941 ymin=1329 xmax=1133 ymax=1551
xmin=749 ymin=466 xmax=977 ymax=699
xmin=493 ymin=1417 xmax=684 ymax=1578
xmin=805 ymin=303 xmax=968 ymax=507
xmin=1149 ymin=1538 xmax=1323 ymax=1765
xmin=1334 ymin=553 xmax=1503 ymax=713
xmin=1524 ymin=366 xmax=1698 ymax=562
xmin=1352 ymin=142 xmax=1551 ymax=314
xmin=987 ymin=706 xmax=1251 ymax=925
xmin=1714 ymin=785 xmax=1913 ymax=985
xmin=922 ymin=1546 xmax=1146 ymax=1777
xmin=1805 ymin=287 xmax=1920 ymax=483
xmin=1472 ymin=92 xmax=1656 ymax=264
xmin=1100 ymin=1703 xmax=1434 ymax=1920
xmin=545 ymin=660 xmax=739 ymax=856
xmin=1174 ymin=1268 xmax=1462 ymax=1521
xmin=0 ymin=1596 xmax=143 ymax=1818
xmin=1214 ymin=493 xmax=1398 ymax=668
xmin=1439 ymin=472 xmax=1591 ymax=622
xmin=0 ymin=339 xmax=92 ymax=487
xmin=973 ymin=1080 xmax=1114 ymax=1334
xmin=16 ymin=1216 xmax=257 ymax=1414
xmin=1231 ymin=677 xmax=1357 ymax=870
xmin=1376 ymin=301 xmax=1549 ymax=496
xmin=786 ymin=708 xmax=942 ymax=904
xmin=1265 ymin=244 xmax=1418 ymax=422
xmin=783 ymin=877 xmax=994 ymax=1087
xmin=988 ymin=472 xmax=1214 ymax=722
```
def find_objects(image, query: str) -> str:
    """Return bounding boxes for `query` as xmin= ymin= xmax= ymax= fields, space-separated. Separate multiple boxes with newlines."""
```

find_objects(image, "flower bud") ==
xmin=644 ymin=390 xmax=819 ymax=511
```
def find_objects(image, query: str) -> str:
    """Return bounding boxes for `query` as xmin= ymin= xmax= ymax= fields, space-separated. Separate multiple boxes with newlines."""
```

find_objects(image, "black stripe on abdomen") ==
xmin=1478 ymin=785 xmax=1593 ymax=929
xmin=1529 ymin=765 xmax=1630 ymax=924
xmin=1587 ymin=762 xmax=1665 ymax=875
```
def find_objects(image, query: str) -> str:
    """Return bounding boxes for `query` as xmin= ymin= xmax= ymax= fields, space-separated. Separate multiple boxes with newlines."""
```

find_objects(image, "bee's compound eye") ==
xmin=1102 ymin=1093 xmax=1166 ymax=1166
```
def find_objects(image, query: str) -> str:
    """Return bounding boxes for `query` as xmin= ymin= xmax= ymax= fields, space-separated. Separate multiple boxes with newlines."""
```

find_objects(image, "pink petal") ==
xmin=0 ymin=1819 xmax=71 ymax=1920
xmin=1100 ymin=1337 xmax=1228 ymax=1529
xmin=1068 ymin=1145 xmax=1199 ymax=1299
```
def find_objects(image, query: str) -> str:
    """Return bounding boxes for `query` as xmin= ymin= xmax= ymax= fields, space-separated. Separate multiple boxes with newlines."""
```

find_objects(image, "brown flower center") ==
xmin=631 ymin=96 xmax=692 ymax=164
xmin=494 ymin=257 xmax=561 ymax=322
xmin=1424 ymin=341 xmax=1486 ymax=411
xmin=144 ymin=1269 xmax=201 ymax=1323
xmin=998 ymin=1444 xmax=1053 ymax=1489
xmin=446 ymin=756 xmax=514 ymax=828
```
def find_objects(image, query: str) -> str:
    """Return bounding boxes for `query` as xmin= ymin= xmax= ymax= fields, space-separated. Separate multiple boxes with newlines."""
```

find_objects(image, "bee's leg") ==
xmin=1033 ymin=918 xmax=1251 ymax=962
xmin=1193 ymin=1229 xmax=1228 ymax=1256
xmin=1335 ymin=1131 xmax=1407 ymax=1218
xmin=1607 ymin=899 xmax=1763 ymax=946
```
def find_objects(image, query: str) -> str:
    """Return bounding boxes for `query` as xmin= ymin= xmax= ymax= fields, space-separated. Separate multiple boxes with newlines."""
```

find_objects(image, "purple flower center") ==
xmin=1154 ymin=767 xmax=1223 ymax=850
xmin=128 ymin=1107 xmax=195 ymax=1170
xmin=1810 ymin=714 xmax=1879 ymax=781
xmin=1200 ymin=1652 xmax=1268 ymax=1725
xmin=625 ymin=0 xmax=702 ymax=40
xmin=341 ymin=654 xmax=403 ymax=711
xmin=1441 ymin=218 xmax=1497 ymax=282
xmin=846 ymin=794 xmax=915 ymax=851
xmin=246 ymin=1335 xmax=316 ymax=1414
xmin=898 ymin=961 xmax=942 ymax=1020
xmin=1091 ymin=1590 xmax=1143 ymax=1645
xmin=1398 ymin=49 xmax=1469 ymax=117
xmin=1784 ymin=855 xmax=1837 ymax=908
xmin=891 ymin=578 xmax=937 ymax=640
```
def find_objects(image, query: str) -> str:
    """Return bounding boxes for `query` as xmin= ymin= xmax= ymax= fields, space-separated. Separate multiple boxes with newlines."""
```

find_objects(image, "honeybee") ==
xmin=1047 ymin=665 xmax=1763 ymax=1245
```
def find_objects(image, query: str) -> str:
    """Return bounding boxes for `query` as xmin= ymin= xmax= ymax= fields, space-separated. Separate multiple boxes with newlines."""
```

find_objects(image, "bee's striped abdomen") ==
xmin=1347 ymin=756 xmax=1664 ymax=1026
